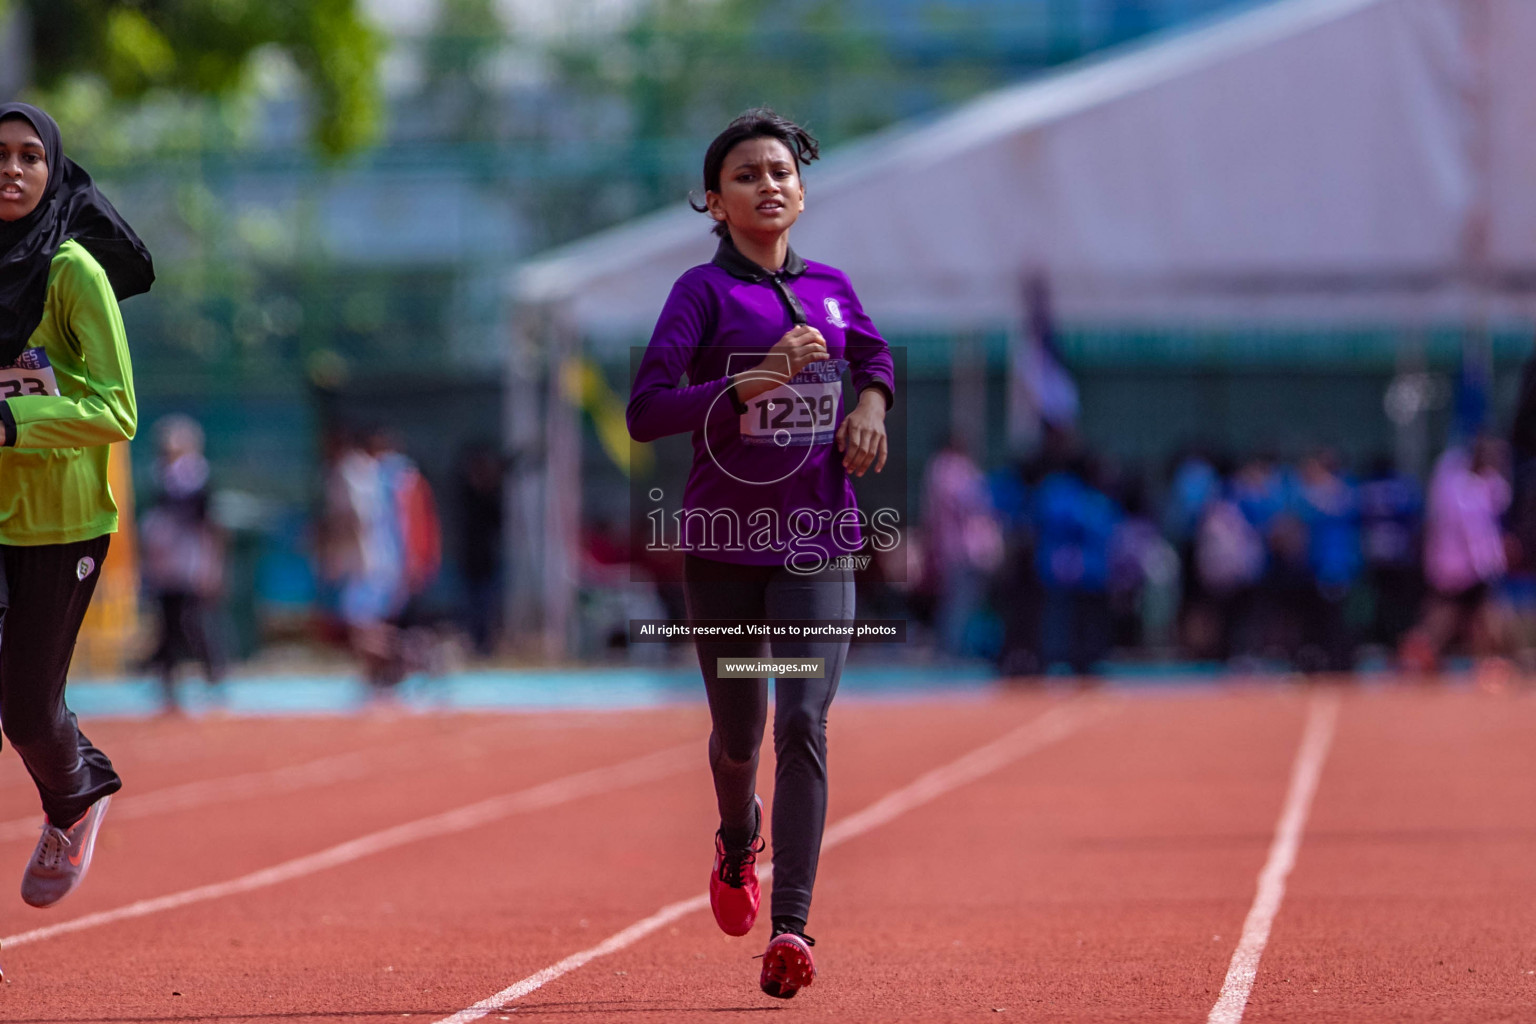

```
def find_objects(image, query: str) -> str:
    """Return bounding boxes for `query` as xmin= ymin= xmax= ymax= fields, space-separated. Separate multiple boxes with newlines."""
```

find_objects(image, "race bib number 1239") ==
xmin=740 ymin=359 xmax=847 ymax=447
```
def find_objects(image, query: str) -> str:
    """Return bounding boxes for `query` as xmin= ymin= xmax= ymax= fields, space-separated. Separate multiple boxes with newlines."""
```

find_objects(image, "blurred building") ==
xmin=66 ymin=0 xmax=1257 ymax=651
xmin=510 ymin=0 xmax=1536 ymax=652
xmin=0 ymin=5 xmax=27 ymax=97
xmin=34 ymin=0 xmax=1528 ymax=659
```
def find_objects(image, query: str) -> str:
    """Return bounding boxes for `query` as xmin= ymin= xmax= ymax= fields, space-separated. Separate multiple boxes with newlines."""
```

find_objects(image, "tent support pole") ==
xmin=541 ymin=317 xmax=582 ymax=661
xmin=504 ymin=302 xmax=547 ymax=653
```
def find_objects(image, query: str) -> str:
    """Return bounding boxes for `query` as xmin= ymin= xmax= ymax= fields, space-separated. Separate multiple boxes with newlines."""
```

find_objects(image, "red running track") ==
xmin=0 ymin=682 xmax=1531 ymax=1022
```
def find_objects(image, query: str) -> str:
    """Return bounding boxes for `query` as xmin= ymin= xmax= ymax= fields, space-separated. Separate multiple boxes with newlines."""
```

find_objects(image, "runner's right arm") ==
xmin=626 ymin=274 xmax=723 ymax=443
xmin=626 ymin=269 xmax=829 ymax=442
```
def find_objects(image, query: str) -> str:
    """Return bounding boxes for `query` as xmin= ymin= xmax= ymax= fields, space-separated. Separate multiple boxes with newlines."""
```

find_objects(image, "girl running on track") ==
xmin=0 ymin=102 xmax=153 ymax=928
xmin=628 ymin=108 xmax=894 ymax=999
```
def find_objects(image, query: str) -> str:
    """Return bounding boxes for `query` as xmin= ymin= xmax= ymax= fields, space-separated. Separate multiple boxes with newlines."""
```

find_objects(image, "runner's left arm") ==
xmin=0 ymin=254 xmax=136 ymax=449
xmin=835 ymin=273 xmax=893 ymax=476
xmin=838 ymin=274 xmax=894 ymax=411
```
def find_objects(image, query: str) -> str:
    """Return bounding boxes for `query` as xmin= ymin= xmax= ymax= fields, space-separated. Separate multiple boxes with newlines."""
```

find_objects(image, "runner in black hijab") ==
xmin=0 ymin=101 xmax=154 ymax=368
xmin=0 ymin=104 xmax=156 ymax=957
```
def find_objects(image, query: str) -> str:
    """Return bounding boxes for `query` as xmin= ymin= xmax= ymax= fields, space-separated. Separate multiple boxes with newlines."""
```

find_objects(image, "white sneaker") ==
xmin=21 ymin=795 xmax=112 ymax=908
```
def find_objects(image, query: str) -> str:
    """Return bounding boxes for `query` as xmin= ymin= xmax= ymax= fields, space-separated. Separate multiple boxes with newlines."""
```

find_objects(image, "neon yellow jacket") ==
xmin=0 ymin=240 xmax=137 ymax=546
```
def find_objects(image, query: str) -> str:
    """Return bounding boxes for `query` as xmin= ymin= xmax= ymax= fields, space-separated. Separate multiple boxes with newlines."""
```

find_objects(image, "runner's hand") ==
xmin=734 ymin=327 xmax=829 ymax=402
xmin=759 ymin=326 xmax=829 ymax=380
xmin=837 ymin=389 xmax=888 ymax=477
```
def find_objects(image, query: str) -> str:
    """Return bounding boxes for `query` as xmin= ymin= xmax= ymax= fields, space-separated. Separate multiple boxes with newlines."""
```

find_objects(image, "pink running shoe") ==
xmin=759 ymin=929 xmax=816 ymax=999
xmin=22 ymin=794 xmax=112 ymax=908
xmin=709 ymin=795 xmax=764 ymax=937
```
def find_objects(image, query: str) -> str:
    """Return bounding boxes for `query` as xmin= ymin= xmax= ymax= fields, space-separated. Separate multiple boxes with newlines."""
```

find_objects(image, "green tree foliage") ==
xmin=21 ymin=0 xmax=382 ymax=156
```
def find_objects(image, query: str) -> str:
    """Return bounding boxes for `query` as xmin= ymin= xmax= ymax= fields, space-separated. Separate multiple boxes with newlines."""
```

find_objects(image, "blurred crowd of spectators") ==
xmin=915 ymin=427 xmax=1527 ymax=678
xmin=135 ymin=410 xmax=1534 ymax=684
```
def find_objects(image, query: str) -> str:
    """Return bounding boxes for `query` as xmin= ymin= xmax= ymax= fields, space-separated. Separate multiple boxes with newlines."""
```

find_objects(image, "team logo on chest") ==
xmin=823 ymin=297 xmax=847 ymax=329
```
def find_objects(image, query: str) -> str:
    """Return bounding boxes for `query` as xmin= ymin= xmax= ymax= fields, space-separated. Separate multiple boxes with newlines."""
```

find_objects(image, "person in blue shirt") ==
xmin=1358 ymin=454 xmax=1423 ymax=646
xmin=989 ymin=457 xmax=1044 ymax=676
xmin=1033 ymin=452 xmax=1121 ymax=675
xmin=1292 ymin=449 xmax=1362 ymax=672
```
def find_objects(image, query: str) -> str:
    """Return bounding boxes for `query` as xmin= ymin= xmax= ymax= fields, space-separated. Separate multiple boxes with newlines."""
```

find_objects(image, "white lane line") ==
xmin=0 ymin=750 xmax=377 ymax=843
xmin=432 ymin=699 xmax=1101 ymax=1024
xmin=1207 ymin=690 xmax=1341 ymax=1024
xmin=0 ymin=719 xmax=556 ymax=844
xmin=443 ymin=893 xmax=714 ymax=1022
xmin=1 ymin=743 xmax=697 ymax=950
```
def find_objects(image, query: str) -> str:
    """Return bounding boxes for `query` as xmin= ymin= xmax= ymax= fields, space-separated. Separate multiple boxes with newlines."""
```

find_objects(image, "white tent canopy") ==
xmin=514 ymin=0 xmax=1536 ymax=336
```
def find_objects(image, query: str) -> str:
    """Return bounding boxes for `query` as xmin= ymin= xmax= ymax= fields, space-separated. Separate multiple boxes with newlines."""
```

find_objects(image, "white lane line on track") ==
xmin=0 ymin=750 xmax=377 ymax=843
xmin=0 ymin=719 xmax=557 ymax=844
xmin=0 ymin=742 xmax=697 ymax=950
xmin=431 ymin=699 xmax=1101 ymax=1024
xmin=1207 ymin=690 xmax=1340 ymax=1024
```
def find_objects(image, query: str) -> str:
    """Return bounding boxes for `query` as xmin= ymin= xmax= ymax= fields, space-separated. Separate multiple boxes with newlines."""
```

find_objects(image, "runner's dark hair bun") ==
xmin=690 ymin=108 xmax=819 ymax=237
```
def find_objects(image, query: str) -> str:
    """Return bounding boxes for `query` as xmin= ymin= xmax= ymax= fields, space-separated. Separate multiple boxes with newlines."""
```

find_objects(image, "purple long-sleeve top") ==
xmin=627 ymin=238 xmax=895 ymax=567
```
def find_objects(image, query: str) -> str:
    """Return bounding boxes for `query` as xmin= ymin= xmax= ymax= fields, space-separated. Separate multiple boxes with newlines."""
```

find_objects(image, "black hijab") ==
xmin=0 ymin=102 xmax=154 ymax=367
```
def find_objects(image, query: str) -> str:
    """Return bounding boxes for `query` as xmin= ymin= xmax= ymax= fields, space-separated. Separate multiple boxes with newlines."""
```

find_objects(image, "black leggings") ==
xmin=149 ymin=591 xmax=226 ymax=691
xmin=683 ymin=554 xmax=853 ymax=925
xmin=0 ymin=536 xmax=122 ymax=827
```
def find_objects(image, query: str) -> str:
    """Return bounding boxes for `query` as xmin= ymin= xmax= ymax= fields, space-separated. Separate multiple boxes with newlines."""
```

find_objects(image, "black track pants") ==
xmin=683 ymin=554 xmax=853 ymax=925
xmin=0 ymin=536 xmax=122 ymax=827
